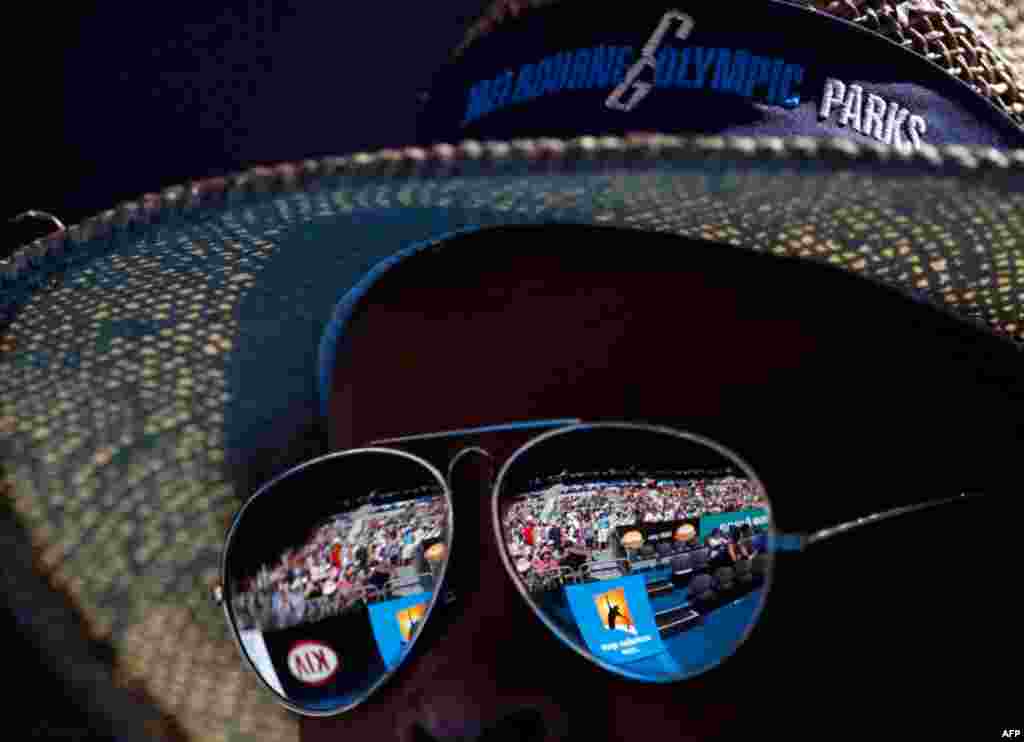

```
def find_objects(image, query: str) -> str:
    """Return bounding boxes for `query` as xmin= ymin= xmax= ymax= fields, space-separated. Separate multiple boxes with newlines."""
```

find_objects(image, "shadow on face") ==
xmin=304 ymin=225 xmax=1021 ymax=741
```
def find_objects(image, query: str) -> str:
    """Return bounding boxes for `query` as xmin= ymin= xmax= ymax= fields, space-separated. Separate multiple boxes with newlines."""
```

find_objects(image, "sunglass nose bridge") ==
xmin=447 ymin=446 xmax=496 ymax=492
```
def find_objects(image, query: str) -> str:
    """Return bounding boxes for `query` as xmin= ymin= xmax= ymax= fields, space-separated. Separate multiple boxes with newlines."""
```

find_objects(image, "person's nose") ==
xmin=391 ymin=449 xmax=573 ymax=742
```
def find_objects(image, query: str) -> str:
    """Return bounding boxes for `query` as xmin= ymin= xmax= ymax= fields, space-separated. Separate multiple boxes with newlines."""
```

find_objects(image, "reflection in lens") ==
xmin=223 ymin=449 xmax=451 ymax=714
xmin=495 ymin=425 xmax=773 ymax=682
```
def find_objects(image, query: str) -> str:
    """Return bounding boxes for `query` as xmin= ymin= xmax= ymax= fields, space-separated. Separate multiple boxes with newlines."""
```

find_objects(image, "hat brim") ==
xmin=2 ymin=135 xmax=1023 ymax=741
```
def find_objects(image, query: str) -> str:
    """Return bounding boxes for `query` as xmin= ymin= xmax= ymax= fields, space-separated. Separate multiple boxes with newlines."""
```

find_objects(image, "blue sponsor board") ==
xmin=699 ymin=508 xmax=769 ymax=539
xmin=367 ymin=592 xmax=433 ymax=670
xmin=565 ymin=575 xmax=665 ymax=665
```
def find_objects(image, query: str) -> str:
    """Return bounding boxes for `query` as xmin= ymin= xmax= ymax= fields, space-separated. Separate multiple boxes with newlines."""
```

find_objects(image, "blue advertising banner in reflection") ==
xmin=699 ymin=508 xmax=769 ymax=539
xmin=564 ymin=576 xmax=665 ymax=665
xmin=367 ymin=592 xmax=433 ymax=669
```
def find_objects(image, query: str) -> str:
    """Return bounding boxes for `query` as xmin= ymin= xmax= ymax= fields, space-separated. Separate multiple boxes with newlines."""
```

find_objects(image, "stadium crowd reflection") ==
xmin=499 ymin=469 xmax=773 ymax=679
xmin=232 ymin=492 xmax=448 ymax=632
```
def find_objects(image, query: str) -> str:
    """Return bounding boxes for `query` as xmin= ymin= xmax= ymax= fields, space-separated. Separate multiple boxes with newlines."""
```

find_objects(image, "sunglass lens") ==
xmin=495 ymin=425 xmax=773 ymax=682
xmin=223 ymin=449 xmax=451 ymax=713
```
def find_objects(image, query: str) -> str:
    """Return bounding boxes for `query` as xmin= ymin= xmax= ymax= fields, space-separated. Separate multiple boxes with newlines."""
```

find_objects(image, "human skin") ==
xmin=312 ymin=236 xmax=790 ymax=741
xmin=305 ymin=227 xmax=1019 ymax=741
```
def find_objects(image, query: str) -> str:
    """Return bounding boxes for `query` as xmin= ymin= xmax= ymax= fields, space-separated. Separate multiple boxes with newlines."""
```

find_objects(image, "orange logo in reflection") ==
xmin=594 ymin=587 xmax=637 ymax=635
xmin=397 ymin=602 xmax=427 ymax=643
xmin=674 ymin=523 xmax=696 ymax=542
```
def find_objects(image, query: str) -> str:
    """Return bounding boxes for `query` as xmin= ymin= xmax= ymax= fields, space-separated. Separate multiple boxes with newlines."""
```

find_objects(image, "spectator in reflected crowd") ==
xmin=270 ymin=581 xmax=288 ymax=628
xmin=550 ymin=523 xmax=562 ymax=550
xmin=752 ymin=523 xmax=768 ymax=553
xmin=271 ymin=581 xmax=294 ymax=629
xmin=727 ymin=524 xmax=757 ymax=563
xmin=402 ymin=529 xmax=417 ymax=566
xmin=368 ymin=560 xmax=392 ymax=598
xmin=388 ymin=537 xmax=402 ymax=568
xmin=597 ymin=513 xmax=610 ymax=549
xmin=499 ymin=473 xmax=768 ymax=584
xmin=289 ymin=579 xmax=308 ymax=619
xmin=338 ymin=566 xmax=356 ymax=595
xmin=234 ymin=493 xmax=448 ymax=630
xmin=560 ymin=545 xmax=587 ymax=573
xmin=531 ymin=550 xmax=550 ymax=576
xmin=704 ymin=527 xmax=732 ymax=568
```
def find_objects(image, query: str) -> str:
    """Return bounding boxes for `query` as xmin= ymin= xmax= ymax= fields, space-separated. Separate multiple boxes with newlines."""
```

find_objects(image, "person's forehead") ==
xmin=326 ymin=229 xmax=833 ymax=448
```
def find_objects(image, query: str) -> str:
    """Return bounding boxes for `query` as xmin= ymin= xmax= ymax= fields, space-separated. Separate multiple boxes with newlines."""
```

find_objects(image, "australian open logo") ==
xmin=287 ymin=640 xmax=340 ymax=686
xmin=462 ymin=9 xmax=806 ymax=125
xmin=396 ymin=602 xmax=427 ymax=646
xmin=594 ymin=586 xmax=638 ymax=636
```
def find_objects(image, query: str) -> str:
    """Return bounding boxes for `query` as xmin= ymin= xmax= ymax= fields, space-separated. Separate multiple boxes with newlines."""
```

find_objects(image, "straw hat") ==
xmin=4 ymin=2 xmax=1024 ymax=739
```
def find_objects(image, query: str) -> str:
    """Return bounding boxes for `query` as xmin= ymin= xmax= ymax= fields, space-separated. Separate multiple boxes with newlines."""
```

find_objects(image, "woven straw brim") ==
xmin=2 ymin=137 xmax=1023 ymax=742
xmin=811 ymin=0 xmax=1024 ymax=124
xmin=956 ymin=0 xmax=1024 ymax=77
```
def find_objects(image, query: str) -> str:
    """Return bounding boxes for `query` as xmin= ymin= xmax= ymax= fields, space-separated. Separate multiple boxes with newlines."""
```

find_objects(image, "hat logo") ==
xmin=607 ymin=10 xmax=696 ymax=112
xmin=819 ymin=78 xmax=927 ymax=153
xmin=287 ymin=640 xmax=339 ymax=686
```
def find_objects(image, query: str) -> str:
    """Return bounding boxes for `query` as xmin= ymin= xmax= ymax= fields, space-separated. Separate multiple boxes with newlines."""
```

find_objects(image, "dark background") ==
xmin=6 ymin=0 xmax=483 ymax=253
xmin=5 ymin=2 xmax=482 ymax=737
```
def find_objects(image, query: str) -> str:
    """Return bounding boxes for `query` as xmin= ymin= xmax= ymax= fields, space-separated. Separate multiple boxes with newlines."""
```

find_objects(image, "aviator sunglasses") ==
xmin=212 ymin=420 xmax=981 ymax=717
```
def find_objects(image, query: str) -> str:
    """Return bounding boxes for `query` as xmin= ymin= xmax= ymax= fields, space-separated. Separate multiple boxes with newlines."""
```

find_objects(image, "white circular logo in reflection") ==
xmin=287 ymin=640 xmax=340 ymax=686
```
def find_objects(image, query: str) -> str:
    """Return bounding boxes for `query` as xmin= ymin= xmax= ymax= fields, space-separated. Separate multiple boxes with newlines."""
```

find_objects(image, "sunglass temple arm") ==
xmin=772 ymin=491 xmax=985 ymax=553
